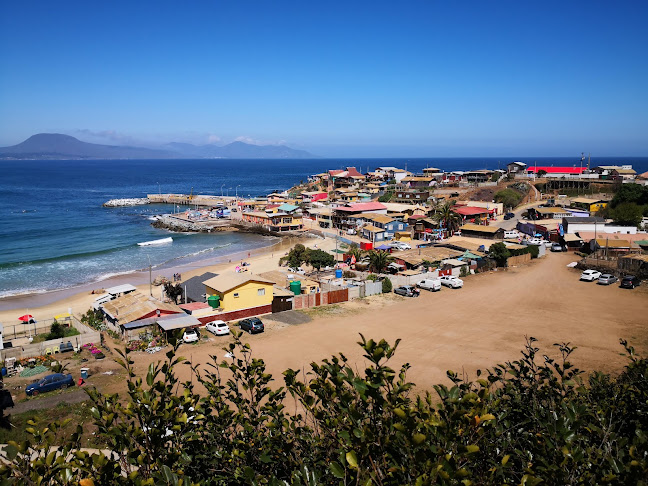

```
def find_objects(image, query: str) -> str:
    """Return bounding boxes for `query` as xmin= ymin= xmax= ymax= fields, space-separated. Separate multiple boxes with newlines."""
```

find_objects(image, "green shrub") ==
xmin=46 ymin=320 xmax=65 ymax=340
xmin=382 ymin=276 xmax=392 ymax=293
xmin=4 ymin=336 xmax=648 ymax=485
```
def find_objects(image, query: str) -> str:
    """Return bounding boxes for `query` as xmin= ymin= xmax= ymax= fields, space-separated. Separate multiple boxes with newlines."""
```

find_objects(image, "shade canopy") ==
xmin=18 ymin=314 xmax=33 ymax=322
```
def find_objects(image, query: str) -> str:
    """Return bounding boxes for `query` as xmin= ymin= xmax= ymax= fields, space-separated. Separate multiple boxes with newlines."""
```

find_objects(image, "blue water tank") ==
xmin=335 ymin=269 xmax=343 ymax=278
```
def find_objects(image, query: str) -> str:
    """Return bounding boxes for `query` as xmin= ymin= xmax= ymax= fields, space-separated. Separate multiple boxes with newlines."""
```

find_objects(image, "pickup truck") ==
xmin=417 ymin=278 xmax=441 ymax=292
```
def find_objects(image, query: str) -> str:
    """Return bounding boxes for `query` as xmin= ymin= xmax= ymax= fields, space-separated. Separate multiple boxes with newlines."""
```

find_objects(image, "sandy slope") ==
xmin=123 ymin=252 xmax=648 ymax=396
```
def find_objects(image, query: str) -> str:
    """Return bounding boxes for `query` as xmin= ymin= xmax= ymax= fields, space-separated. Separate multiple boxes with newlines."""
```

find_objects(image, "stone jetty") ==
xmin=103 ymin=198 xmax=150 ymax=207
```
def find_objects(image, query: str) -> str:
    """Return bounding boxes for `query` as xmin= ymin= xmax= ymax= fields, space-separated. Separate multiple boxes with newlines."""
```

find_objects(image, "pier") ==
xmin=147 ymin=194 xmax=236 ymax=206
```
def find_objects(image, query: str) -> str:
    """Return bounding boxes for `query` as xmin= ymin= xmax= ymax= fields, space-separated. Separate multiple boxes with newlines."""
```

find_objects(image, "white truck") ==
xmin=417 ymin=278 xmax=442 ymax=292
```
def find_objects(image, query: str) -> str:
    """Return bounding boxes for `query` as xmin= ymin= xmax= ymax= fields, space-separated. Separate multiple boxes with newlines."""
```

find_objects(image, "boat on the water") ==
xmin=137 ymin=237 xmax=173 ymax=246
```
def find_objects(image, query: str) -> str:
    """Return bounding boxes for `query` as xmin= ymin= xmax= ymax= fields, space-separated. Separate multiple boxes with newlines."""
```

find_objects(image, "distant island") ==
xmin=0 ymin=133 xmax=317 ymax=160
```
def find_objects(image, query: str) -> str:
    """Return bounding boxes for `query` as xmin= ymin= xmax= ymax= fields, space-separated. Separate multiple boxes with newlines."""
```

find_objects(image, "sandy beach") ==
xmin=0 ymin=232 xmax=334 ymax=325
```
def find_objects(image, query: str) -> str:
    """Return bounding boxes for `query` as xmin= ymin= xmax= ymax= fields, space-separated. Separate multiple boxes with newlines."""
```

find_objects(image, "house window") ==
xmin=258 ymin=288 xmax=265 ymax=296
xmin=233 ymin=293 xmax=240 ymax=298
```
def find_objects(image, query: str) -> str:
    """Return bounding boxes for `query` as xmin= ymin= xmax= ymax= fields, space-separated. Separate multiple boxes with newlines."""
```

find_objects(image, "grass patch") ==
xmin=303 ymin=304 xmax=346 ymax=318
xmin=31 ymin=327 xmax=80 ymax=344
xmin=0 ymin=401 xmax=105 ymax=447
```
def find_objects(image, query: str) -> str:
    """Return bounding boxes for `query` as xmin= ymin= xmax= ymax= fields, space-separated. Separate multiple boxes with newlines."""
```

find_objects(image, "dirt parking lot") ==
xmin=124 ymin=253 xmax=648 ymax=395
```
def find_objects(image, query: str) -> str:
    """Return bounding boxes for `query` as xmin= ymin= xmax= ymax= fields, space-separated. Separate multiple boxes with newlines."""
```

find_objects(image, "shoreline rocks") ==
xmin=103 ymin=198 xmax=150 ymax=207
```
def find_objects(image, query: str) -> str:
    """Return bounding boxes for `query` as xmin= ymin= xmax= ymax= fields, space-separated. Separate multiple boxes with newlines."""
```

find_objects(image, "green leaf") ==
xmin=465 ymin=445 xmax=479 ymax=453
xmin=4 ymin=444 xmax=18 ymax=461
xmin=330 ymin=462 xmax=345 ymax=478
xmin=346 ymin=451 xmax=358 ymax=469
xmin=501 ymin=454 xmax=510 ymax=466
xmin=412 ymin=433 xmax=426 ymax=445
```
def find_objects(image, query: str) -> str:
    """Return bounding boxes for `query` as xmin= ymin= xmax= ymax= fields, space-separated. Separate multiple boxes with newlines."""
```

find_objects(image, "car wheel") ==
xmin=32 ymin=390 xmax=39 ymax=396
xmin=61 ymin=384 xmax=68 ymax=389
xmin=248 ymin=328 xmax=253 ymax=334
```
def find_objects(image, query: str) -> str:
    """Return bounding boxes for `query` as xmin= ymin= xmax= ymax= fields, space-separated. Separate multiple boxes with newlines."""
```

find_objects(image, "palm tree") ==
xmin=433 ymin=202 xmax=462 ymax=235
xmin=347 ymin=243 xmax=364 ymax=262
xmin=368 ymin=250 xmax=392 ymax=274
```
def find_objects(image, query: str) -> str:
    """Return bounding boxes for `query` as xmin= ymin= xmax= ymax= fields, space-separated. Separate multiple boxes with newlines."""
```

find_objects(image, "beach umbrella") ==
xmin=18 ymin=314 xmax=33 ymax=322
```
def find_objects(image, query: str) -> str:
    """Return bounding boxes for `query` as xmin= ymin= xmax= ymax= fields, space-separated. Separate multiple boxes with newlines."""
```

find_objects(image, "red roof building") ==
xmin=527 ymin=166 xmax=587 ymax=175
xmin=453 ymin=206 xmax=492 ymax=216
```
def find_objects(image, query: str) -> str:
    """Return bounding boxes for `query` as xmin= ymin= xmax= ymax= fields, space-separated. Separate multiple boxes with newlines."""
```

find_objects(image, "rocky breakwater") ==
xmin=152 ymin=214 xmax=238 ymax=233
xmin=103 ymin=197 xmax=150 ymax=207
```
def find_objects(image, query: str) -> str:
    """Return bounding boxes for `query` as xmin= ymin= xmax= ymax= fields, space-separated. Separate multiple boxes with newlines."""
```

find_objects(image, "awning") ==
xmin=54 ymin=312 xmax=71 ymax=320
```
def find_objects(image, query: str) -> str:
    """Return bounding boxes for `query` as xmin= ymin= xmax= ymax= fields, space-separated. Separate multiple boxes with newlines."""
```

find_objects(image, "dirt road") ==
xmin=127 ymin=253 xmax=648 ymax=394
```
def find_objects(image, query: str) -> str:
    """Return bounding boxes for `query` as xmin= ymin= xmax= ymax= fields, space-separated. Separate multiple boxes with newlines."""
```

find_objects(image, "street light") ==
xmin=221 ymin=184 xmax=225 ymax=197
xmin=147 ymin=255 xmax=153 ymax=296
xmin=236 ymin=185 xmax=241 ymax=198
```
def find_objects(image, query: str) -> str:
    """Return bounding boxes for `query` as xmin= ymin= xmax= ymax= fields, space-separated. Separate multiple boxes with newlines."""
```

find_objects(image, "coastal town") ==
xmin=0 ymin=160 xmax=647 ymax=411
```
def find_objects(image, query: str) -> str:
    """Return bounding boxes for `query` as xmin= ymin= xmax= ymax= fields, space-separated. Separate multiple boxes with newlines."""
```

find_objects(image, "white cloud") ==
xmin=233 ymin=136 xmax=286 ymax=146
xmin=73 ymin=129 xmax=143 ymax=146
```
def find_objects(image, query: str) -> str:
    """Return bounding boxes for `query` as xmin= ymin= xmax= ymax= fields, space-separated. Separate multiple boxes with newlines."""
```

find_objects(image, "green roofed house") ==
xmin=277 ymin=203 xmax=299 ymax=213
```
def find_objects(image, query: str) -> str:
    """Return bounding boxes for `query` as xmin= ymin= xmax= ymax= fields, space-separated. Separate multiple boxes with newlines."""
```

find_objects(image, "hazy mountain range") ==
xmin=0 ymin=134 xmax=317 ymax=159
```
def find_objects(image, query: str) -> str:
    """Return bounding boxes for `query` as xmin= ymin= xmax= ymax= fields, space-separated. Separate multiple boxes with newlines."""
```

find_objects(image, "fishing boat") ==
xmin=137 ymin=237 xmax=173 ymax=246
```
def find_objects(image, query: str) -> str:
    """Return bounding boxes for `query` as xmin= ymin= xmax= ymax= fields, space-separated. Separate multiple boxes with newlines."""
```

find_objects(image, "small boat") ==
xmin=138 ymin=237 xmax=173 ymax=246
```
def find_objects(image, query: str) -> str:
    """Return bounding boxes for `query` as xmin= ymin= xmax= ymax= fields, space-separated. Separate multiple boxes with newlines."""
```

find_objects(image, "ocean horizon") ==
xmin=1 ymin=156 xmax=646 ymax=300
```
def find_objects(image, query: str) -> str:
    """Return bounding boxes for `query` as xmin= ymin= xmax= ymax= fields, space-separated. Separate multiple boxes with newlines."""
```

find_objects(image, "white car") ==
xmin=439 ymin=275 xmax=463 ymax=289
xmin=182 ymin=329 xmax=199 ymax=343
xmin=524 ymin=238 xmax=544 ymax=246
xmin=580 ymin=269 xmax=602 ymax=282
xmin=206 ymin=320 xmax=230 ymax=336
xmin=390 ymin=242 xmax=411 ymax=250
xmin=417 ymin=278 xmax=441 ymax=292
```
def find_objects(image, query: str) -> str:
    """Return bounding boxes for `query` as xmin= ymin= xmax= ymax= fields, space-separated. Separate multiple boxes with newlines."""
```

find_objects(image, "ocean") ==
xmin=1 ymin=156 xmax=646 ymax=299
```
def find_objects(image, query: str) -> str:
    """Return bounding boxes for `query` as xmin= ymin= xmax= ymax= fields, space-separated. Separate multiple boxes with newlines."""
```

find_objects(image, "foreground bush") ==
xmin=1 ymin=336 xmax=647 ymax=485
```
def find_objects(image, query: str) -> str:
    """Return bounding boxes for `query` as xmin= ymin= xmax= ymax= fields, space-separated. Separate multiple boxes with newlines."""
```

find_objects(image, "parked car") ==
xmin=205 ymin=320 xmax=230 ymax=336
xmin=394 ymin=285 xmax=420 ymax=297
xmin=390 ymin=242 xmax=411 ymax=251
xmin=524 ymin=238 xmax=544 ymax=246
xmin=439 ymin=275 xmax=464 ymax=288
xmin=183 ymin=329 xmax=200 ymax=343
xmin=504 ymin=230 xmax=519 ymax=239
xmin=551 ymin=243 xmax=564 ymax=252
xmin=26 ymin=373 xmax=74 ymax=396
xmin=504 ymin=212 xmax=515 ymax=220
xmin=620 ymin=275 xmax=641 ymax=289
xmin=239 ymin=317 xmax=264 ymax=334
xmin=580 ymin=269 xmax=602 ymax=282
xmin=417 ymin=278 xmax=441 ymax=292
xmin=597 ymin=274 xmax=618 ymax=285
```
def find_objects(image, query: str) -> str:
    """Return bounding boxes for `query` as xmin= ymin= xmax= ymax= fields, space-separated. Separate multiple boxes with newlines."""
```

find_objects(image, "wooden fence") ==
xmin=293 ymin=289 xmax=349 ymax=310
xmin=507 ymin=253 xmax=532 ymax=267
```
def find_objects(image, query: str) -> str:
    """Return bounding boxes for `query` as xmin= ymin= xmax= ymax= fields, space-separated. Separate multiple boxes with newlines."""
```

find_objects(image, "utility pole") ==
xmin=147 ymin=255 xmax=152 ymax=296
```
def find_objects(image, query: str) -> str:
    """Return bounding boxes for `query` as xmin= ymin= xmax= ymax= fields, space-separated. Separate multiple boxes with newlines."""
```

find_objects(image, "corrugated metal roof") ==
xmin=101 ymin=291 xmax=182 ymax=325
xmin=460 ymin=224 xmax=501 ymax=233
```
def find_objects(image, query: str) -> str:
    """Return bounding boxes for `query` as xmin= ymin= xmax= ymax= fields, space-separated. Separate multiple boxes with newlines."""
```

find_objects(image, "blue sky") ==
xmin=1 ymin=1 xmax=647 ymax=156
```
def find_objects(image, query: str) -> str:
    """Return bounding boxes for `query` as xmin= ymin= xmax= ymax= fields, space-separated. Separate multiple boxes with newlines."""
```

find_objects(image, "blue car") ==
xmin=26 ymin=373 xmax=74 ymax=396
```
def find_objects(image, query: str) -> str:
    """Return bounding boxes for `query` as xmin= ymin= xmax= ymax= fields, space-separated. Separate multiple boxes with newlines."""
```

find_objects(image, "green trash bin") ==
xmin=289 ymin=280 xmax=302 ymax=295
